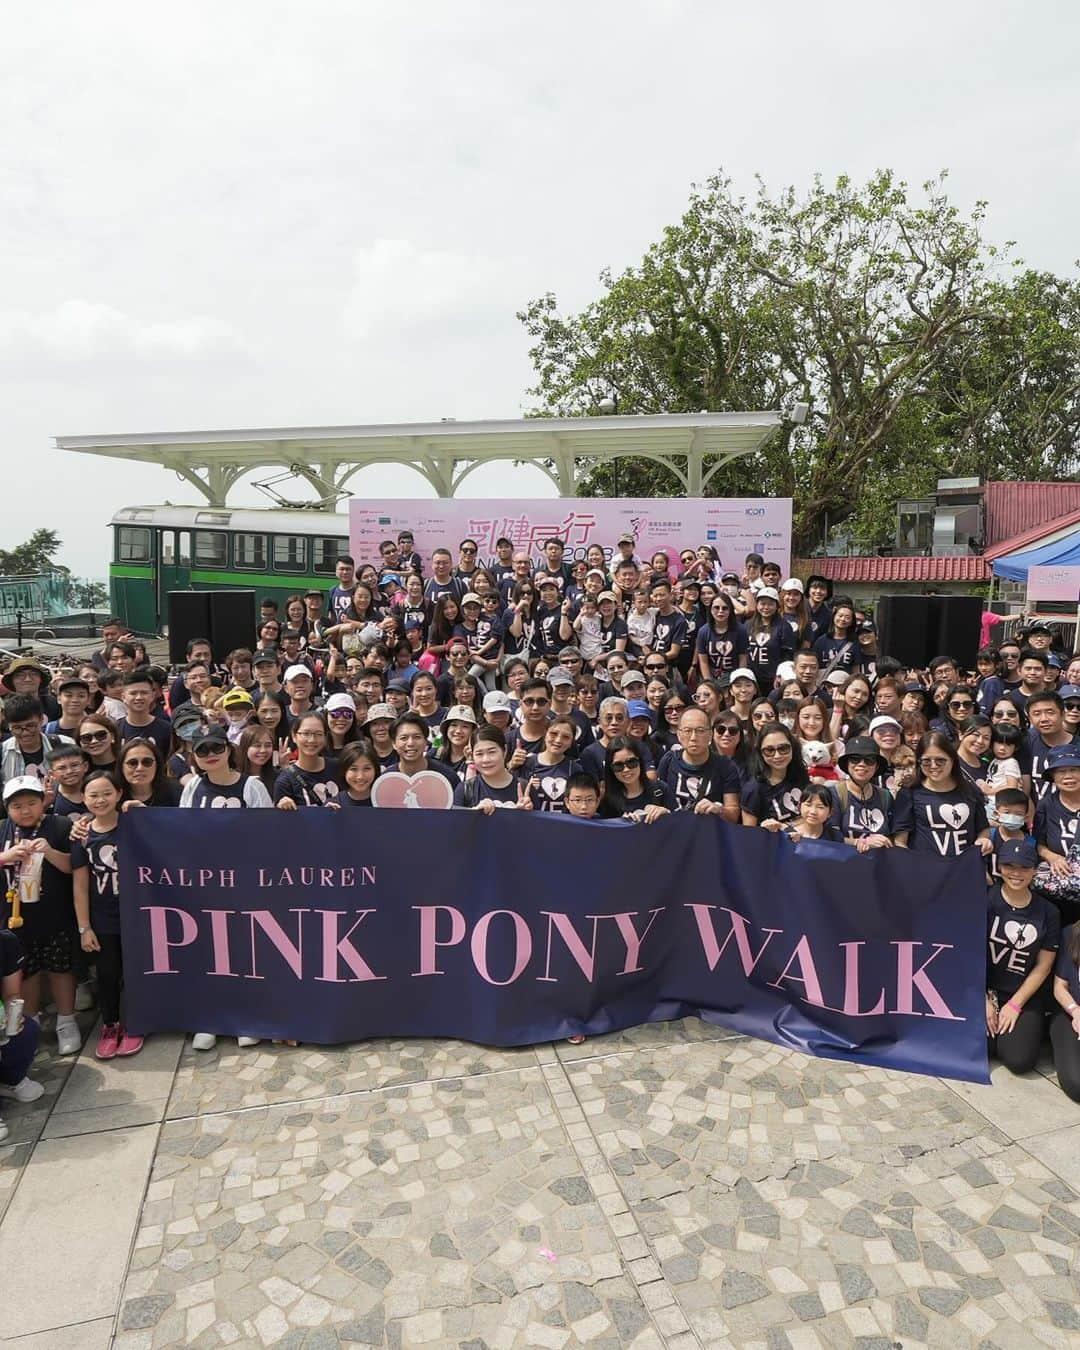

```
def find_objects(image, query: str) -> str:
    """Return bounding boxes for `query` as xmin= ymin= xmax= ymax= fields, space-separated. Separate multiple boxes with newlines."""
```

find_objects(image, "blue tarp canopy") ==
xmin=992 ymin=527 xmax=1080 ymax=580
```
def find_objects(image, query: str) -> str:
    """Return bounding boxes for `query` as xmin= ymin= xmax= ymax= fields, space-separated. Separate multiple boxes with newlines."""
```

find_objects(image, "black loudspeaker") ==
xmin=168 ymin=591 xmax=256 ymax=666
xmin=933 ymin=595 xmax=983 ymax=666
xmin=876 ymin=594 xmax=984 ymax=669
xmin=876 ymin=596 xmax=935 ymax=669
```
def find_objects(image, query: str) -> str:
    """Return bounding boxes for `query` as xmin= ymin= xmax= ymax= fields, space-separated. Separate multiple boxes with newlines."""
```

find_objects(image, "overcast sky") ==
xmin=3 ymin=1 xmax=1078 ymax=577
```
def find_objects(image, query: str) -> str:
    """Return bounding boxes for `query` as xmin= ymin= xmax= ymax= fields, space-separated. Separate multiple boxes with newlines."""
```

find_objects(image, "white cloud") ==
xmin=0 ymin=300 xmax=244 ymax=365
xmin=342 ymin=239 xmax=516 ymax=341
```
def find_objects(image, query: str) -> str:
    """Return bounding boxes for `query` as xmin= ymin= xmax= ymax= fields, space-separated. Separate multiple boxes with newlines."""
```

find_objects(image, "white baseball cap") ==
xmin=2 ymin=775 xmax=45 ymax=803
xmin=869 ymin=715 xmax=902 ymax=734
xmin=776 ymin=661 xmax=797 ymax=683
xmin=755 ymin=587 xmax=780 ymax=602
xmin=483 ymin=690 xmax=512 ymax=714
xmin=324 ymin=692 xmax=357 ymax=714
xmin=780 ymin=577 xmax=805 ymax=594
xmin=284 ymin=664 xmax=313 ymax=683
xmin=729 ymin=670 xmax=758 ymax=685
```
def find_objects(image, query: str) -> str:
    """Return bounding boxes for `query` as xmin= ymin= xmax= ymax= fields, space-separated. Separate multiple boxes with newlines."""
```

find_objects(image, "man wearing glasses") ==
xmin=657 ymin=707 xmax=741 ymax=819
xmin=455 ymin=539 xmax=480 ymax=584
xmin=534 ymin=537 xmax=573 ymax=594
xmin=505 ymin=679 xmax=555 ymax=768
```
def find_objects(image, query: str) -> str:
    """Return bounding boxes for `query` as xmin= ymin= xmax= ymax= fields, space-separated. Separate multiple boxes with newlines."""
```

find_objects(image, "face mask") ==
xmin=779 ymin=716 xmax=795 ymax=729
xmin=997 ymin=814 xmax=1026 ymax=830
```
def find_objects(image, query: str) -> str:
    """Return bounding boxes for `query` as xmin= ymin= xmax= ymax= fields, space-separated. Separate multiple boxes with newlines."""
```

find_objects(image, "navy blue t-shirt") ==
xmin=741 ymin=778 xmax=804 ymax=825
xmin=71 ymin=825 xmax=121 ymax=935
xmin=1034 ymin=793 xmax=1080 ymax=857
xmin=656 ymin=750 xmax=739 ymax=811
xmin=987 ymin=884 xmax=1060 ymax=1003
xmin=892 ymin=786 xmax=988 ymax=856
xmin=695 ymin=623 xmax=748 ymax=676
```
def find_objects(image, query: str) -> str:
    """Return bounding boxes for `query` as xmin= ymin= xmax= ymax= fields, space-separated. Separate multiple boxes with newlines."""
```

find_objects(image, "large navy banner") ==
xmin=119 ymin=810 xmax=990 ymax=1083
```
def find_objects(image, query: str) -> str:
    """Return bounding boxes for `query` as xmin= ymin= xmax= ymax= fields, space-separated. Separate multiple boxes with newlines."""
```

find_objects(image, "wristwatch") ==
xmin=78 ymin=925 xmax=90 ymax=935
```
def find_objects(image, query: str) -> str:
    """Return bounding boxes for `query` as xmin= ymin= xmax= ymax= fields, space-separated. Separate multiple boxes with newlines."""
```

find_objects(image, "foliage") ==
xmin=67 ymin=577 xmax=109 ymax=610
xmin=0 ymin=528 xmax=64 ymax=576
xmin=519 ymin=170 xmax=1080 ymax=554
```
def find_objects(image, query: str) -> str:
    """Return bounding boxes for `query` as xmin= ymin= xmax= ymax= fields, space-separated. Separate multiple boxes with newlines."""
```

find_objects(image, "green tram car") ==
xmin=110 ymin=505 xmax=351 ymax=634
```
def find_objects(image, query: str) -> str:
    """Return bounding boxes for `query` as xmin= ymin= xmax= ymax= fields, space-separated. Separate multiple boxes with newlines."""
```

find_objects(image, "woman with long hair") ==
xmin=745 ymin=589 xmax=792 ymax=688
xmin=118 ymin=738 xmax=180 ymax=808
xmin=813 ymin=597 xmax=860 ymax=674
xmin=324 ymin=692 xmax=362 ymax=752
xmin=712 ymin=713 xmax=749 ymax=780
xmin=523 ymin=716 xmax=581 ymax=812
xmin=254 ymin=694 xmax=291 ymax=765
xmin=503 ymin=582 xmax=536 ymax=658
xmin=434 ymin=705 xmax=477 ymax=782
xmin=426 ymin=594 xmax=463 ymax=663
xmin=409 ymin=671 xmax=447 ymax=733
xmin=600 ymin=735 xmax=674 ymax=821
xmin=830 ymin=674 xmax=873 ymax=743
xmin=741 ymin=724 xmax=809 ymax=831
xmin=933 ymin=683 xmax=979 ymax=741
xmin=955 ymin=715 xmax=992 ymax=787
xmin=273 ymin=712 xmax=340 ymax=808
xmin=779 ymin=579 xmax=811 ymax=648
xmin=76 ymin=713 xmax=121 ymax=775
xmin=237 ymin=724 xmax=282 ymax=796
xmin=892 ymin=732 xmax=992 ymax=856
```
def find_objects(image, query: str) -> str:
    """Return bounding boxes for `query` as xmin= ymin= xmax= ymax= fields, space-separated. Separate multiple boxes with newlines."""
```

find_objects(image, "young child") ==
xmin=980 ymin=724 xmax=1024 ymax=824
xmin=98 ymin=670 xmax=127 ymax=723
xmin=71 ymin=772 xmax=143 ymax=1060
xmin=573 ymin=595 xmax=604 ymax=664
xmin=565 ymin=772 xmax=602 ymax=820
xmin=45 ymin=742 xmax=90 ymax=817
xmin=220 ymin=687 xmax=256 ymax=745
xmin=0 ymin=777 xmax=80 ymax=1054
xmin=625 ymin=589 xmax=658 ymax=658
xmin=787 ymin=784 xmax=844 ymax=844
xmin=0 ymin=927 xmax=45 ymax=1138
xmin=987 ymin=786 xmax=1031 ymax=884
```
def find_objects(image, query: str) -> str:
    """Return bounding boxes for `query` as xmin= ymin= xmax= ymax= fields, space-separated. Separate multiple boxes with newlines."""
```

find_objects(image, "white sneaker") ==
xmin=74 ymin=983 xmax=94 ymax=1012
xmin=236 ymin=1036 xmax=261 ymax=1048
xmin=191 ymin=1033 xmax=217 ymax=1051
xmin=0 ymin=1077 xmax=45 ymax=1104
xmin=56 ymin=1020 xmax=82 ymax=1056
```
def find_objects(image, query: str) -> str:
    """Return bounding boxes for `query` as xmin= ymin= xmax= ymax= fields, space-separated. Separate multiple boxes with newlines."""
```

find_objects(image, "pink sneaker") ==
xmin=95 ymin=1023 xmax=121 ymax=1060
xmin=115 ymin=1028 xmax=145 ymax=1057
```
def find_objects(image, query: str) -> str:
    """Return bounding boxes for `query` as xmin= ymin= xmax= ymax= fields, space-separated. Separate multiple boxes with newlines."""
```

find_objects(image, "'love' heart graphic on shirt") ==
xmin=860 ymin=808 xmax=885 ymax=833
xmin=540 ymin=776 xmax=566 ymax=800
xmin=371 ymin=770 xmax=454 ymax=810
xmin=1003 ymin=920 xmax=1038 ymax=949
xmin=780 ymin=788 xmax=803 ymax=816
xmin=939 ymin=803 xmax=969 ymax=829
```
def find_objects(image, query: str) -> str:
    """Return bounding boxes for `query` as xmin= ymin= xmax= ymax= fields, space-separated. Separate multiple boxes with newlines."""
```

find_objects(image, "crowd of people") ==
xmin=1 ymin=525 xmax=1079 ymax=1139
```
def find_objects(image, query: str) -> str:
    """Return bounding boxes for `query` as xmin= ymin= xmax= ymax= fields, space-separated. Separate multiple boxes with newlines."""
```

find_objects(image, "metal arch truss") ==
xmin=55 ymin=413 xmax=784 ymax=507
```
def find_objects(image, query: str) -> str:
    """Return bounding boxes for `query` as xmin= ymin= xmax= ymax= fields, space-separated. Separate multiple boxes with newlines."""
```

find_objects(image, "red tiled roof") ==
xmin=983 ymin=506 xmax=1080 ymax=562
xmin=984 ymin=480 xmax=1080 ymax=547
xmin=793 ymin=555 xmax=990 ymax=584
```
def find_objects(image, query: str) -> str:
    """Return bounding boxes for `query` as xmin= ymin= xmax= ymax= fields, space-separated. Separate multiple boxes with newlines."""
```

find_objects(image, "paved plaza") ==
xmin=1 ymin=1014 xmax=1079 ymax=1349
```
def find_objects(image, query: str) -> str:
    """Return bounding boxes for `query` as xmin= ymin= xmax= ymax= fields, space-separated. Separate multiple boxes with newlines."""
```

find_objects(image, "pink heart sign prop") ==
xmin=371 ymin=770 xmax=455 ymax=810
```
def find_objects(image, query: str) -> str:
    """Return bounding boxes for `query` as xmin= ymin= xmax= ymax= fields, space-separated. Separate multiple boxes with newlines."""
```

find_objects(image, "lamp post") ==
xmin=597 ymin=394 xmax=619 ymax=497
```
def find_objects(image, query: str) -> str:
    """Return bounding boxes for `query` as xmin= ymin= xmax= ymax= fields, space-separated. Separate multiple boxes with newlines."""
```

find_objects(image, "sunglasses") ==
xmin=612 ymin=756 xmax=640 ymax=771
xmin=645 ymin=663 xmax=667 ymax=672
xmin=460 ymin=546 xmax=477 ymax=554
xmin=715 ymin=726 xmax=739 ymax=737
xmin=79 ymin=730 xmax=110 ymax=745
xmin=124 ymin=757 xmax=156 ymax=768
xmin=845 ymin=755 xmax=878 ymax=766
xmin=327 ymin=709 xmax=355 ymax=719
xmin=761 ymin=744 xmax=792 ymax=756
xmin=948 ymin=700 xmax=974 ymax=710
xmin=920 ymin=757 xmax=950 ymax=768
xmin=522 ymin=697 xmax=549 ymax=707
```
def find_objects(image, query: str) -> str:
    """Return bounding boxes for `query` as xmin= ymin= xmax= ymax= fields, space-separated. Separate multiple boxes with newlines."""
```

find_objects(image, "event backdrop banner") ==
xmin=119 ymin=810 xmax=989 ymax=1084
xmin=349 ymin=498 xmax=793 ymax=575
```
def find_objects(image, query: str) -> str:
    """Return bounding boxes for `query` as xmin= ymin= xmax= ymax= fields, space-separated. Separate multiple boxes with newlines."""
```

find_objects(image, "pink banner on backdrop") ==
xmin=1026 ymin=565 xmax=1080 ymax=602
xmin=350 ymin=498 xmax=792 ymax=574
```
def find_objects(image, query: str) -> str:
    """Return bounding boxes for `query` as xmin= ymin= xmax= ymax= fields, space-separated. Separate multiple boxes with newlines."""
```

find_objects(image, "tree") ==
xmin=67 ymin=577 xmax=109 ymax=610
xmin=519 ymin=170 xmax=1038 ymax=553
xmin=0 ymin=528 xmax=64 ymax=575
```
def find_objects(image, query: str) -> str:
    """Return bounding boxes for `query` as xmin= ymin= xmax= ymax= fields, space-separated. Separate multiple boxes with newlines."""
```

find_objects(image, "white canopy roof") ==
xmin=56 ymin=411 xmax=784 ymax=505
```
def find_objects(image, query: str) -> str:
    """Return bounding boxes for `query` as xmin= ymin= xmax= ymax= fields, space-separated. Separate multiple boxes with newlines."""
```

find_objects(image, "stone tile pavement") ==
xmin=0 ymin=1014 xmax=1077 ymax=1348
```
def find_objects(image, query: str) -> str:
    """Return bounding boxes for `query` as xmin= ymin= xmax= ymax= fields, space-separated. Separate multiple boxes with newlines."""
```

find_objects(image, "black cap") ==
xmin=252 ymin=649 xmax=280 ymax=666
xmin=192 ymin=731 xmax=229 ymax=755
